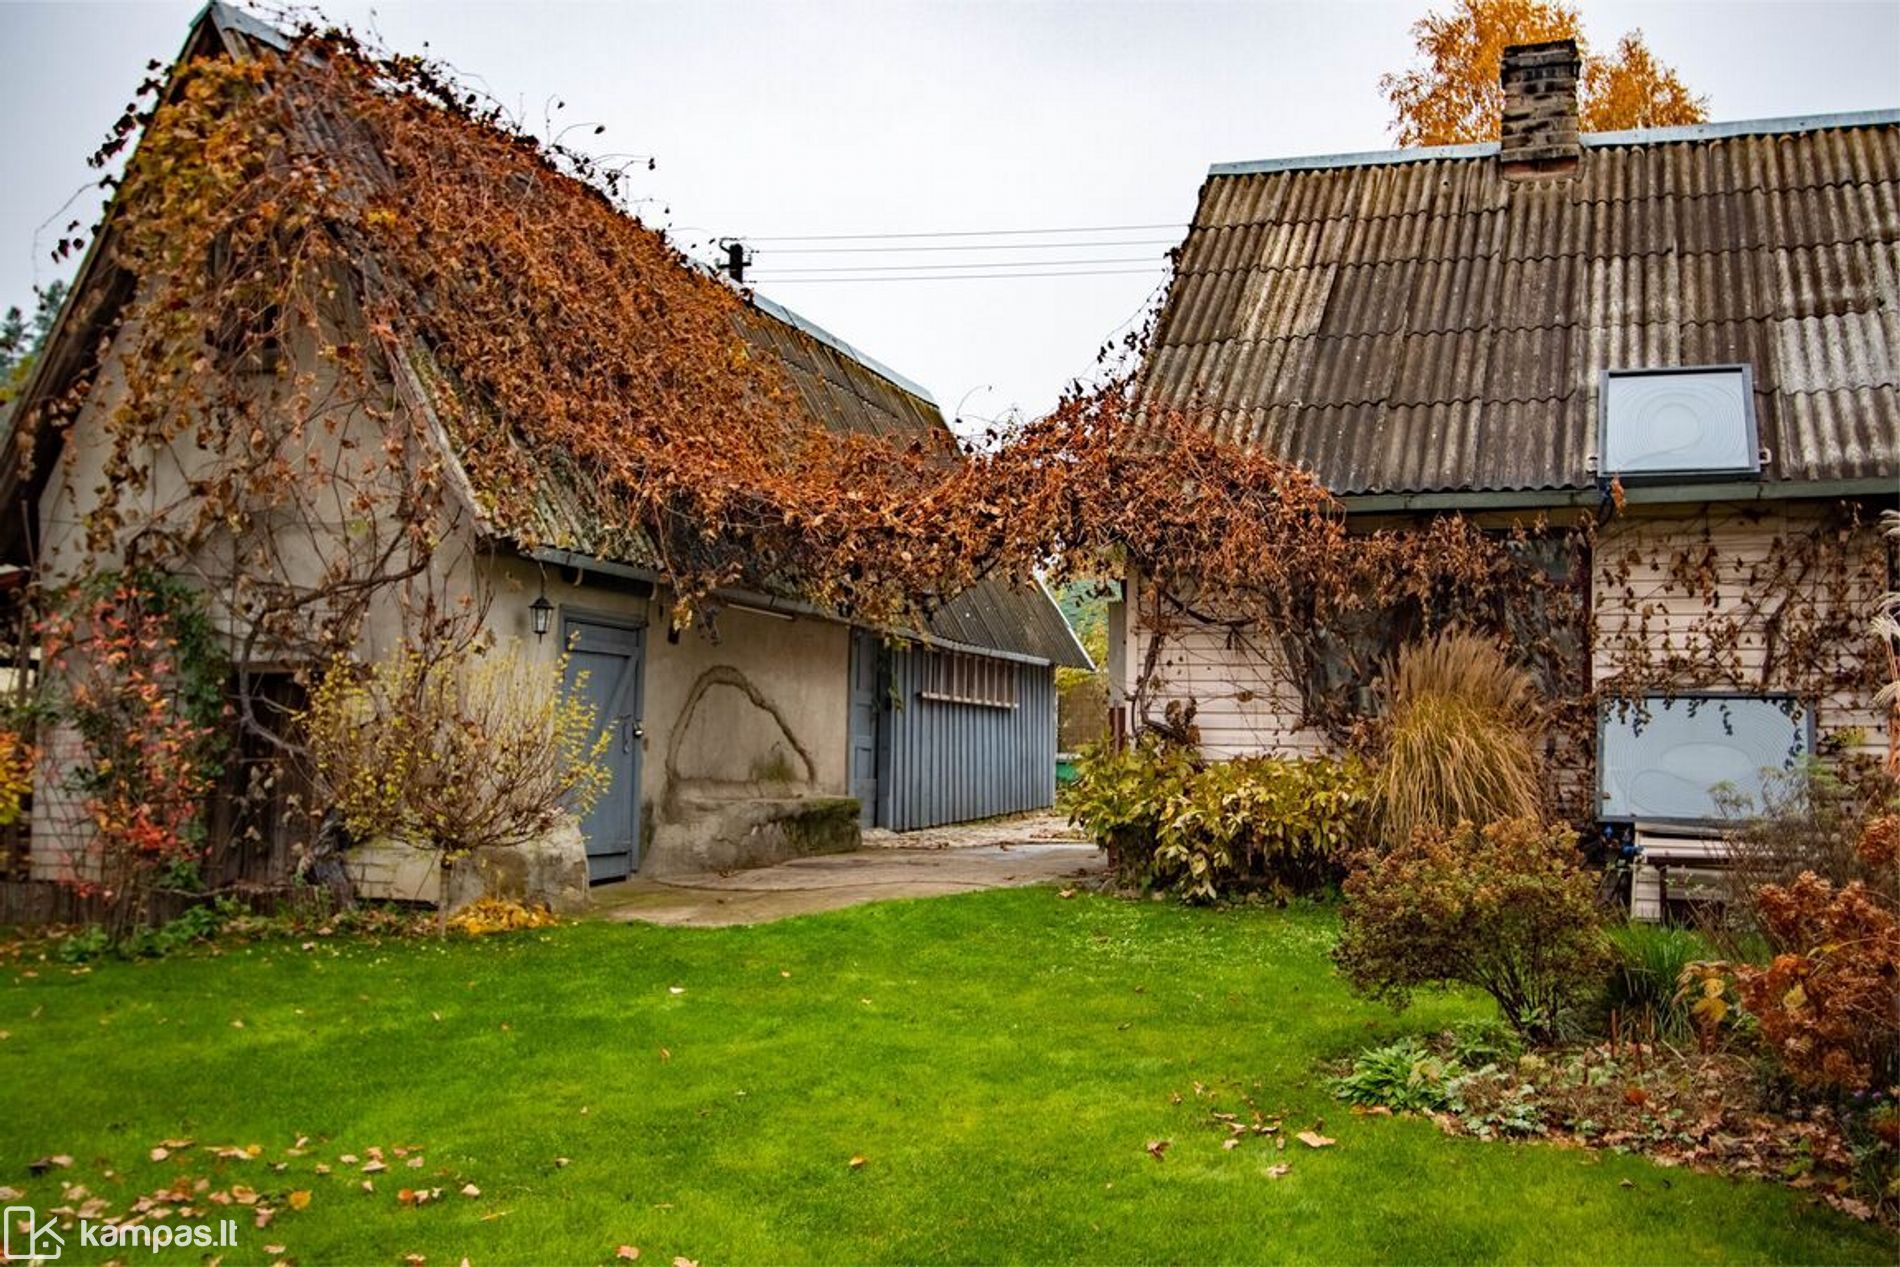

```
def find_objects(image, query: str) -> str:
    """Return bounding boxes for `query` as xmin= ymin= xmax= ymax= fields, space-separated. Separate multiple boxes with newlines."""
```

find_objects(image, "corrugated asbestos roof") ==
xmin=1145 ymin=114 xmax=1900 ymax=498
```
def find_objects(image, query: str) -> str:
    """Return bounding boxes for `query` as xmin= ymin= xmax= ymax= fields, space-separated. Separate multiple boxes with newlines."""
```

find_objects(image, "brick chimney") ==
xmin=1499 ymin=39 xmax=1582 ymax=178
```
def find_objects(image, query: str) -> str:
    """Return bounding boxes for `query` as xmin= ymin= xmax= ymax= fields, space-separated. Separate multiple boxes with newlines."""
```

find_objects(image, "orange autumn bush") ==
xmin=1731 ymin=849 xmax=1900 ymax=1094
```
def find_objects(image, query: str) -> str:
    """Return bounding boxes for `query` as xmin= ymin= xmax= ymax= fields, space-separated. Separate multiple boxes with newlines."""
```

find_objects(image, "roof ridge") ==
xmin=1208 ymin=108 xmax=1900 ymax=178
xmin=744 ymin=290 xmax=941 ymax=410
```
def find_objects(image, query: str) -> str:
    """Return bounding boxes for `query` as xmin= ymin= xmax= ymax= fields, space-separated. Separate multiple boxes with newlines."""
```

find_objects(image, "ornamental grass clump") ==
xmin=1601 ymin=922 xmax=1715 ymax=1042
xmin=1368 ymin=631 xmax=1545 ymax=851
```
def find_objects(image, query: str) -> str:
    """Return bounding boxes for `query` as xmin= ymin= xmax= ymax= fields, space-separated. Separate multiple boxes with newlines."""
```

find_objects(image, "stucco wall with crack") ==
xmin=487 ymin=555 xmax=851 ymax=874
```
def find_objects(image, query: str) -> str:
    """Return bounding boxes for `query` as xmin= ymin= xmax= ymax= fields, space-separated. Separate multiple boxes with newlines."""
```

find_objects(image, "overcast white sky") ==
xmin=3 ymin=0 xmax=1897 ymax=426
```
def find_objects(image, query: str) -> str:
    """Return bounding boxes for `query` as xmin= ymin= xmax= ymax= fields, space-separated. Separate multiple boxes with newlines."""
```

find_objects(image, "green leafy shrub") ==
xmin=1158 ymin=754 xmax=1368 ymax=900
xmin=1368 ymin=632 xmax=1545 ymax=850
xmin=1447 ymin=1019 xmax=1524 ymax=1067
xmin=1333 ymin=1037 xmax=1452 ymax=1112
xmin=53 ymin=925 xmax=111 ymax=964
xmin=1068 ymin=740 xmax=1367 ymax=900
xmin=52 ymin=897 xmax=248 ymax=962
xmin=1334 ymin=817 xmax=1608 ymax=1042
xmin=1064 ymin=737 xmax=1196 ymax=876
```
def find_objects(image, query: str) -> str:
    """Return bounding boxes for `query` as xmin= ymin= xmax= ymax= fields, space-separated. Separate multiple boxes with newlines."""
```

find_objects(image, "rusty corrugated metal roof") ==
xmin=1144 ymin=113 xmax=1900 ymax=498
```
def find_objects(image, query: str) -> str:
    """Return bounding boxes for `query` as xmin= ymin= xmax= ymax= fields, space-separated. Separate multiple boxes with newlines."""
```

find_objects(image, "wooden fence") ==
xmin=0 ymin=878 xmax=296 ymax=927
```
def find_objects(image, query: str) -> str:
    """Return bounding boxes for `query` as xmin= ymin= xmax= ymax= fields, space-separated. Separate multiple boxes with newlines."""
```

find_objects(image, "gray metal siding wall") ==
xmin=879 ymin=649 xmax=1057 ymax=831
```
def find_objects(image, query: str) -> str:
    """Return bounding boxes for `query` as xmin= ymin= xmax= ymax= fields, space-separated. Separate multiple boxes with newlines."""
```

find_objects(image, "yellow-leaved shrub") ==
xmin=302 ymin=642 xmax=610 ymax=859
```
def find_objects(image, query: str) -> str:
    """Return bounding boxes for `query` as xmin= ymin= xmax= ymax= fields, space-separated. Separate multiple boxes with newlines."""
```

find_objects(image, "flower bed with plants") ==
xmin=1074 ymin=628 xmax=1899 ymax=1223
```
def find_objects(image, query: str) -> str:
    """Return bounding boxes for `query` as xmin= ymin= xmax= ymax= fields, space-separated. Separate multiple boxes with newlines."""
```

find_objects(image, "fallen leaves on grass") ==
xmin=288 ymin=1190 xmax=312 ymax=1210
xmin=1825 ymin=1194 xmax=1877 ymax=1221
xmin=1144 ymin=1139 xmax=1170 ymax=1161
xmin=447 ymin=898 xmax=559 ymax=935
xmin=1201 ymin=1093 xmax=1285 ymax=1152
xmin=616 ymin=1247 xmax=640 ymax=1260
xmin=1296 ymin=1131 xmax=1335 ymax=1149
xmin=1264 ymin=1163 xmax=1291 ymax=1179
xmin=847 ymin=1155 xmax=867 ymax=1170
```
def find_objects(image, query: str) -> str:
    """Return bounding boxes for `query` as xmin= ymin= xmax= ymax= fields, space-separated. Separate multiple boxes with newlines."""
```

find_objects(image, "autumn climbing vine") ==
xmin=35 ymin=572 xmax=230 ymax=935
xmin=23 ymin=17 xmax=1534 ymax=690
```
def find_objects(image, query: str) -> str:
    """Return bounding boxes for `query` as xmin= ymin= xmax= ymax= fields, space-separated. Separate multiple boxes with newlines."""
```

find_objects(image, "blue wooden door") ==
xmin=562 ymin=617 xmax=646 ymax=882
xmin=847 ymin=630 xmax=881 ymax=827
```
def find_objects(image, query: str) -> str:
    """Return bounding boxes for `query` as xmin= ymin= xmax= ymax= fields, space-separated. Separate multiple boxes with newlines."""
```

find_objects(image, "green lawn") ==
xmin=0 ymin=888 xmax=1890 ymax=1265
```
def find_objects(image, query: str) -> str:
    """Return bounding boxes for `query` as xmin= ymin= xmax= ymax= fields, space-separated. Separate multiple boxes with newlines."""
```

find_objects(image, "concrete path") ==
xmin=589 ymin=813 xmax=1103 ymax=927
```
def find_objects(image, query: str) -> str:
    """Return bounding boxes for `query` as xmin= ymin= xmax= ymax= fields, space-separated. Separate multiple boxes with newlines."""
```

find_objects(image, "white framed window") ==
xmin=1599 ymin=365 xmax=1759 ymax=480
xmin=1598 ymin=694 xmax=1812 ymax=823
xmin=919 ymin=651 xmax=1018 ymax=709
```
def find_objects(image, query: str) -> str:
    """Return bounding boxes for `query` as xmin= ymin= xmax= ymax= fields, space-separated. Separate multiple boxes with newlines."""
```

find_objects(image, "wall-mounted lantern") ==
xmin=530 ymin=590 xmax=554 ymax=639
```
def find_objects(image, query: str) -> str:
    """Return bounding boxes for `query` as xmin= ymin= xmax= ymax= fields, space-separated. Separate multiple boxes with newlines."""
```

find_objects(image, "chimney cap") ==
xmin=1501 ymin=38 xmax=1583 ymax=71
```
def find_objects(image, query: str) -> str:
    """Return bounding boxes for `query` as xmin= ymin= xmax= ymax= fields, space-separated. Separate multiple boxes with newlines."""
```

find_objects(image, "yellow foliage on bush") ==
xmin=0 ymin=729 xmax=30 ymax=828
xmin=302 ymin=642 xmax=610 ymax=858
xmin=446 ymin=897 xmax=560 ymax=936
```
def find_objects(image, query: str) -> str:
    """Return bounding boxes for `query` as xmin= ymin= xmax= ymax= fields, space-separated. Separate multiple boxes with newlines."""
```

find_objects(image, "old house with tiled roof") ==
xmin=2 ymin=3 xmax=1087 ymax=895
xmin=1113 ymin=41 xmax=1897 ymax=833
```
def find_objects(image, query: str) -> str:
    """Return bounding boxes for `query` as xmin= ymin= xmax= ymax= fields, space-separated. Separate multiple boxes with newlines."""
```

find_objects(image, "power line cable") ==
xmin=755 ymin=238 xmax=1179 ymax=255
xmin=744 ymin=222 xmax=1186 ymax=243
xmin=749 ymin=267 xmax=1169 ymax=283
xmin=754 ymin=255 xmax=1164 ymax=275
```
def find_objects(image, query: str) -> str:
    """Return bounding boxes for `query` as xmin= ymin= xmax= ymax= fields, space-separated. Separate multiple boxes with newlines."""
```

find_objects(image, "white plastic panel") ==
xmin=1599 ymin=696 xmax=1811 ymax=822
xmin=1601 ymin=368 xmax=1757 ymax=478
